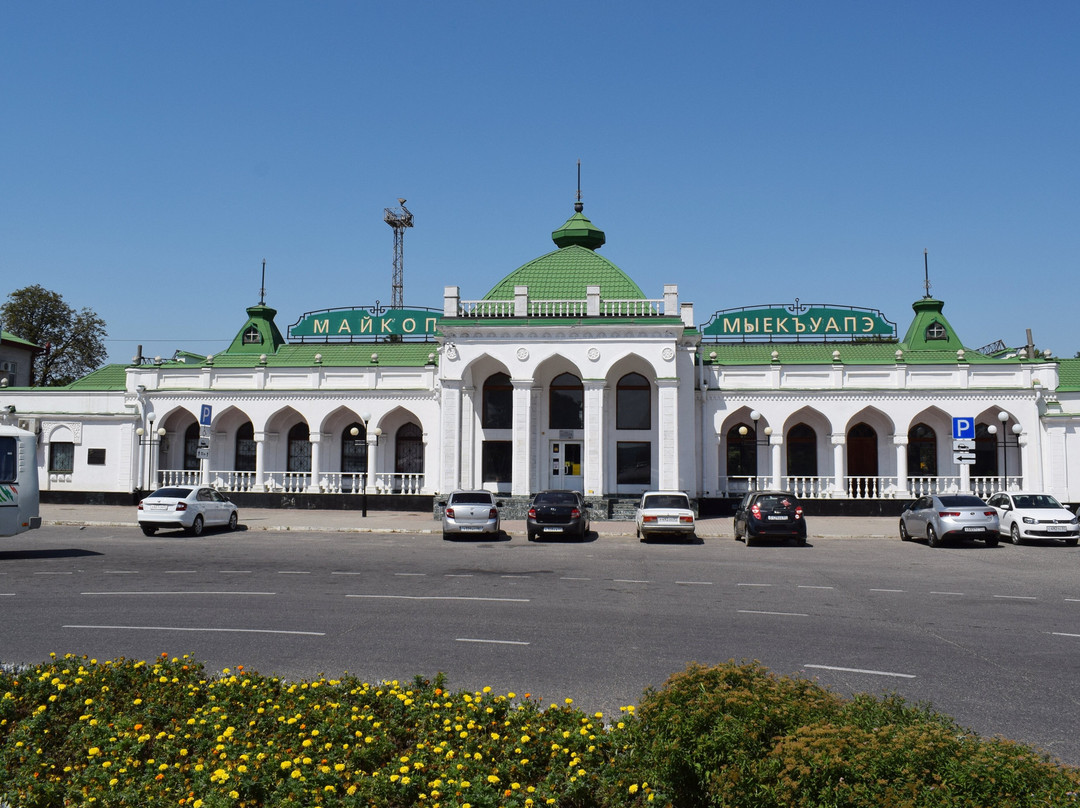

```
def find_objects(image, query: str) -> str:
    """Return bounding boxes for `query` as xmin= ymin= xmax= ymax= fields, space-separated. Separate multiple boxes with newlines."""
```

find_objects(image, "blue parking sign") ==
xmin=952 ymin=417 xmax=975 ymax=440
xmin=200 ymin=404 xmax=213 ymax=427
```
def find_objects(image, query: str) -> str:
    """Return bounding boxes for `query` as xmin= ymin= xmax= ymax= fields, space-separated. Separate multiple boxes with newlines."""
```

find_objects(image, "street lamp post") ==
xmin=736 ymin=411 xmax=773 ymax=489
xmin=988 ymin=411 xmax=1023 ymax=491
xmin=350 ymin=414 xmax=382 ymax=517
xmin=135 ymin=415 xmax=167 ymax=493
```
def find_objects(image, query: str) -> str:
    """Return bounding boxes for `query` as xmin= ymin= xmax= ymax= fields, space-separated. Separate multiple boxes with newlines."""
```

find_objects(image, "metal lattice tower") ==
xmin=384 ymin=198 xmax=414 ymax=310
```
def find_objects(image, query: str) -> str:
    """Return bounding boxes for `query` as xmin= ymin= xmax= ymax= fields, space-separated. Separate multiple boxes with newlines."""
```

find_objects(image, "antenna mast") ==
xmin=259 ymin=259 xmax=266 ymax=305
xmin=923 ymin=248 xmax=931 ymax=298
xmin=384 ymin=198 xmax=414 ymax=310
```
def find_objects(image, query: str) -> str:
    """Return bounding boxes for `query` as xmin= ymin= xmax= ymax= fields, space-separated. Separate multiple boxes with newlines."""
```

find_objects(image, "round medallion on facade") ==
xmin=445 ymin=344 xmax=459 ymax=361
xmin=662 ymin=347 xmax=675 ymax=361
xmin=587 ymin=347 xmax=600 ymax=362
xmin=516 ymin=347 xmax=530 ymax=362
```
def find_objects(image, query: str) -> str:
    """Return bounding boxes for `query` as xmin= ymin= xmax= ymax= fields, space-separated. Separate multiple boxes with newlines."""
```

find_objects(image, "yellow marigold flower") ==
xmin=88 ymin=747 xmax=100 ymax=757
xmin=280 ymin=761 xmax=292 ymax=770
xmin=487 ymin=774 xmax=500 ymax=783
xmin=229 ymin=791 xmax=239 ymax=799
xmin=290 ymin=769 xmax=301 ymax=779
xmin=629 ymin=784 xmax=640 ymax=794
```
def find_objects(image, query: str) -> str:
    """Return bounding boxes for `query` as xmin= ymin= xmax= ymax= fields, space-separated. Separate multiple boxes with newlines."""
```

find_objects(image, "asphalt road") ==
xmin=3 ymin=523 xmax=1079 ymax=766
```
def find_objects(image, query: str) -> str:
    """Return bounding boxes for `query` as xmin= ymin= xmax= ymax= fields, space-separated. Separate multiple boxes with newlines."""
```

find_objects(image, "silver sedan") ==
xmin=899 ymin=494 xmax=999 ymax=548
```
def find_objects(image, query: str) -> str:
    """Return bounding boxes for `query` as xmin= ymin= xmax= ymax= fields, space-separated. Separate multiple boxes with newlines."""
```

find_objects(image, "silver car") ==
xmin=440 ymin=490 xmax=502 ymax=539
xmin=899 ymin=494 xmax=1000 ymax=548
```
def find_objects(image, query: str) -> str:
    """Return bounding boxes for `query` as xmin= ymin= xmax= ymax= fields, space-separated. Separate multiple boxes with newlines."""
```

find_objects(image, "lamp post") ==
xmin=736 ymin=411 xmax=773 ymax=489
xmin=988 ymin=411 xmax=1023 ymax=491
xmin=350 ymin=414 xmax=382 ymax=517
xmin=135 ymin=415 xmax=167 ymax=493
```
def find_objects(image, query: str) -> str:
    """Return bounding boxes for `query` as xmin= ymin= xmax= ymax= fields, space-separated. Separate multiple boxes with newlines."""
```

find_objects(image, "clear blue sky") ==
xmin=3 ymin=2 xmax=1078 ymax=364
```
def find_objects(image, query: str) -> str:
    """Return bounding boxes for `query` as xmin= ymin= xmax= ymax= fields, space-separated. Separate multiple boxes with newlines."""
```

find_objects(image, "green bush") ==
xmin=1 ymin=655 xmax=1077 ymax=807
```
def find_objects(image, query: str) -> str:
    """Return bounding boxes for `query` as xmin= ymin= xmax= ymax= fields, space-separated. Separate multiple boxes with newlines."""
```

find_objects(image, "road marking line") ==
xmin=331 ymin=571 xmax=364 ymax=575
xmin=81 ymin=591 xmax=275 ymax=596
xmin=1066 ymin=598 xmax=1080 ymax=603
xmin=869 ymin=588 xmax=904 ymax=592
xmin=445 ymin=574 xmax=473 ymax=578
xmin=346 ymin=595 xmax=529 ymax=603
xmin=738 ymin=583 xmax=772 ymax=587
xmin=220 ymin=570 xmax=252 ymax=574
xmin=737 ymin=609 xmax=808 ymax=617
xmin=278 ymin=571 xmax=311 ymax=575
xmin=612 ymin=579 xmax=649 ymax=584
xmin=0 ymin=593 xmax=14 ymax=597
xmin=798 ymin=585 xmax=834 ymax=590
xmin=34 ymin=572 xmax=73 ymax=575
xmin=1052 ymin=632 xmax=1080 ymax=638
xmin=676 ymin=581 xmax=713 ymax=585
xmin=804 ymin=664 xmax=915 ymax=679
xmin=560 ymin=577 xmax=591 ymax=581
xmin=64 ymin=625 xmax=324 ymax=636
xmin=104 ymin=570 xmax=139 ymax=574
xmin=930 ymin=591 xmax=965 ymax=596
xmin=993 ymin=595 xmax=1036 ymax=600
xmin=165 ymin=570 xmax=197 ymax=574
xmin=394 ymin=573 xmax=427 ymax=577
xmin=456 ymin=638 xmax=529 ymax=645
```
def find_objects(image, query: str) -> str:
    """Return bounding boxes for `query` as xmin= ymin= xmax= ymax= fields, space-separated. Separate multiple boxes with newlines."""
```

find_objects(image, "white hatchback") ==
xmin=138 ymin=485 xmax=239 ymax=536
xmin=986 ymin=491 xmax=1079 ymax=546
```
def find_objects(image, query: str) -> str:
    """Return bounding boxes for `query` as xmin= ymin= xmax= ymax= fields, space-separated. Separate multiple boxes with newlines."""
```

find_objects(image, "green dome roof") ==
xmin=482 ymin=205 xmax=644 ymax=301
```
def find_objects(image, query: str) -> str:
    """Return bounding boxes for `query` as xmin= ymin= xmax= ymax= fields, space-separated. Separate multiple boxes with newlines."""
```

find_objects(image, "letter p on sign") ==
xmin=952 ymin=417 xmax=975 ymax=440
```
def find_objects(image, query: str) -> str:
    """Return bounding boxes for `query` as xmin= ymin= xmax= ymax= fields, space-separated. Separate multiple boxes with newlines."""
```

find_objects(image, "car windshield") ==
xmin=643 ymin=494 xmax=689 ymax=509
xmin=149 ymin=487 xmax=193 ymax=499
xmin=535 ymin=492 xmax=577 ymax=505
xmin=450 ymin=493 xmax=494 ymax=505
xmin=1012 ymin=494 xmax=1063 ymax=509
xmin=939 ymin=496 xmax=988 ymax=507
xmin=755 ymin=494 xmax=797 ymax=510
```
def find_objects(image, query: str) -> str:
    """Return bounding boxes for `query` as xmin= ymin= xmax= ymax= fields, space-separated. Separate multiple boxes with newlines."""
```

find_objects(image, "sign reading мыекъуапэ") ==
xmin=701 ymin=301 xmax=896 ymax=341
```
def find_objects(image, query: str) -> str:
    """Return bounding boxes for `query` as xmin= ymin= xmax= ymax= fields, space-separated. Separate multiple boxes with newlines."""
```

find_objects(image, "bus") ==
xmin=0 ymin=423 xmax=41 ymax=537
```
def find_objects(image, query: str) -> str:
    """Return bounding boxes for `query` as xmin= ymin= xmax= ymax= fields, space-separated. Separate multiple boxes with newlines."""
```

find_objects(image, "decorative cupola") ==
xmin=901 ymin=297 xmax=965 ymax=352
xmin=226 ymin=303 xmax=287 ymax=355
xmin=550 ymin=200 xmax=606 ymax=250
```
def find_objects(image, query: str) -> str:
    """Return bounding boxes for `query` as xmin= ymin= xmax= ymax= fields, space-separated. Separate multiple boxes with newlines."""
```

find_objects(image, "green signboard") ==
xmin=702 ymin=304 xmax=895 ymax=340
xmin=290 ymin=308 xmax=441 ymax=340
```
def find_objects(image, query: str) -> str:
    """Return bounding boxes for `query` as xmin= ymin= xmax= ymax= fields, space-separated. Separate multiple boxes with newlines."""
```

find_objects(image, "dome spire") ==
xmin=552 ymin=160 xmax=606 ymax=250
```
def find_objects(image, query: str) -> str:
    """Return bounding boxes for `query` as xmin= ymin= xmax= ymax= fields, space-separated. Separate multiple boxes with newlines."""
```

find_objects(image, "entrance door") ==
xmin=549 ymin=441 xmax=583 ymax=490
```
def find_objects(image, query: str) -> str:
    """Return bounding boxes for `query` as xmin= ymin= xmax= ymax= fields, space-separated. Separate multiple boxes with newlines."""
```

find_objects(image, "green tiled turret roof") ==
xmin=482 ymin=204 xmax=643 ymax=301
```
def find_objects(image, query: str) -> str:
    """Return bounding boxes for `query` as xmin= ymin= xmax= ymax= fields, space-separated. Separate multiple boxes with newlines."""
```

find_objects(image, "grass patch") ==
xmin=1 ymin=655 xmax=1077 ymax=807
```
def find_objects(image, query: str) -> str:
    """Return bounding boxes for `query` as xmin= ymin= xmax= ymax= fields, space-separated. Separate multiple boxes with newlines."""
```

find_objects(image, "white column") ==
xmin=307 ymin=434 xmax=322 ymax=493
xmin=657 ymin=378 xmax=679 ymax=490
xmin=831 ymin=434 xmax=846 ymax=496
xmin=460 ymin=386 xmax=476 ymax=489
xmin=583 ymin=379 xmax=605 ymax=496
xmin=770 ymin=437 xmax=783 ymax=490
xmin=365 ymin=434 xmax=379 ymax=494
xmin=1018 ymin=433 xmax=1031 ymax=490
xmin=511 ymin=380 xmax=533 ymax=496
xmin=439 ymin=380 xmax=462 ymax=493
xmin=254 ymin=433 xmax=266 ymax=492
xmin=893 ymin=435 xmax=909 ymax=496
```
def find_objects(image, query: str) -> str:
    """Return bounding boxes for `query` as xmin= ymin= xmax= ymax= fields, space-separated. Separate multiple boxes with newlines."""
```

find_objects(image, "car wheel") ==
xmin=188 ymin=515 xmax=204 ymax=537
xmin=745 ymin=531 xmax=755 ymax=547
xmin=984 ymin=532 xmax=999 ymax=548
xmin=228 ymin=512 xmax=238 ymax=531
xmin=899 ymin=519 xmax=911 ymax=541
xmin=527 ymin=531 xmax=535 ymax=542
xmin=1065 ymin=538 xmax=1079 ymax=547
xmin=140 ymin=525 xmax=157 ymax=536
xmin=927 ymin=524 xmax=941 ymax=548
xmin=1010 ymin=524 xmax=1022 ymax=546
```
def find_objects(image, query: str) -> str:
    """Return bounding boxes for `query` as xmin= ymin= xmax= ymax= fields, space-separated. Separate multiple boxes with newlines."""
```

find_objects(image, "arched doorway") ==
xmin=907 ymin=423 xmax=938 ymax=477
xmin=787 ymin=423 xmax=818 ymax=477
xmin=847 ymin=423 xmax=878 ymax=477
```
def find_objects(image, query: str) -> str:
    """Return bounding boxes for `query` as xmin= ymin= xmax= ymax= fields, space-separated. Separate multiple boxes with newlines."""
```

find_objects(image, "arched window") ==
xmin=235 ymin=421 xmax=256 ymax=472
xmin=847 ymin=422 xmax=878 ymax=476
xmin=482 ymin=372 xmax=512 ymax=429
xmin=184 ymin=423 xmax=201 ymax=471
xmin=726 ymin=423 xmax=757 ymax=477
xmin=925 ymin=322 xmax=947 ymax=340
xmin=907 ymin=423 xmax=937 ymax=476
xmin=287 ymin=423 xmax=311 ymax=472
xmin=395 ymin=423 xmax=424 ymax=475
xmin=616 ymin=372 xmax=651 ymax=430
xmin=787 ymin=423 xmax=818 ymax=477
xmin=549 ymin=373 xmax=583 ymax=430
xmin=973 ymin=422 xmax=998 ymax=477
xmin=341 ymin=422 xmax=367 ymax=473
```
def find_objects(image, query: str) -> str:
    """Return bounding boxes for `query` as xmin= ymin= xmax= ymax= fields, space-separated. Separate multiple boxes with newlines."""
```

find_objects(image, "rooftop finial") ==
xmin=923 ymin=249 xmax=931 ymax=298
xmin=259 ymin=259 xmax=267 ymax=305
xmin=574 ymin=159 xmax=583 ymax=213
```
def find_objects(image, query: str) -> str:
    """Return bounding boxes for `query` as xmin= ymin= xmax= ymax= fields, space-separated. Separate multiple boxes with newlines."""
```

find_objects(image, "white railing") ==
xmin=529 ymin=299 xmax=587 ymax=317
xmin=601 ymin=299 xmax=663 ymax=316
xmin=459 ymin=300 xmax=515 ymax=317
xmin=970 ymin=476 xmax=1020 ymax=497
xmin=782 ymin=476 xmax=831 ymax=499
xmin=319 ymin=472 xmax=367 ymax=494
xmin=158 ymin=469 xmax=201 ymax=487
xmin=164 ymin=469 xmax=425 ymax=496
xmin=845 ymin=476 xmax=899 ymax=499
xmin=263 ymin=472 xmax=312 ymax=493
xmin=371 ymin=473 xmax=424 ymax=495
xmin=210 ymin=471 xmax=257 ymax=492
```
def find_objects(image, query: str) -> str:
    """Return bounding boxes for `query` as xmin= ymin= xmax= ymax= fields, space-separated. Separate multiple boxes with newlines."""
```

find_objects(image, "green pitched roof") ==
xmin=163 ymin=342 xmax=438 ymax=370
xmin=225 ymin=304 xmax=288 ymax=354
xmin=64 ymin=364 xmax=129 ymax=391
xmin=1056 ymin=358 xmax=1080 ymax=392
xmin=900 ymin=297 xmax=965 ymax=351
xmin=1 ymin=330 xmax=40 ymax=350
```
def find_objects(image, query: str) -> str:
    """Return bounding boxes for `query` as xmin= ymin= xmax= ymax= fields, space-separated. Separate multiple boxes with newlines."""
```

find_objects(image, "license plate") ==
xmin=767 ymin=515 xmax=787 ymax=521
xmin=964 ymin=526 xmax=985 ymax=533
xmin=543 ymin=527 xmax=561 ymax=532
xmin=659 ymin=516 xmax=678 ymax=524
xmin=150 ymin=504 xmax=167 ymax=510
xmin=1047 ymin=525 xmax=1067 ymax=533
xmin=460 ymin=526 xmax=482 ymax=532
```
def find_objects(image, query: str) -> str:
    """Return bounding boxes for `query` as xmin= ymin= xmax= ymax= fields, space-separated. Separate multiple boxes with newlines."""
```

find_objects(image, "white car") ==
xmin=138 ymin=485 xmax=239 ymax=536
xmin=986 ymin=491 xmax=1079 ymax=546
xmin=635 ymin=490 xmax=696 ymax=541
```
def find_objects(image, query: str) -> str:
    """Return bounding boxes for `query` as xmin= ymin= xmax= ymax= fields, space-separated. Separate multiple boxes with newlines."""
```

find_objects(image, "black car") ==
xmin=526 ymin=490 xmax=590 ymax=541
xmin=734 ymin=490 xmax=807 ymax=545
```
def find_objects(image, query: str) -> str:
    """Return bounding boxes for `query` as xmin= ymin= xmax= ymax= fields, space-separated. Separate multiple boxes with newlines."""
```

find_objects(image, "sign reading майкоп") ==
xmin=289 ymin=308 xmax=441 ymax=340
xmin=702 ymin=302 xmax=895 ymax=340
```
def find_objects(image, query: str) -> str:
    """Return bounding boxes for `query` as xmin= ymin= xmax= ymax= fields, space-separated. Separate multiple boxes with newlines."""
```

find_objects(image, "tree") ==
xmin=1 ymin=284 xmax=108 ymax=386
